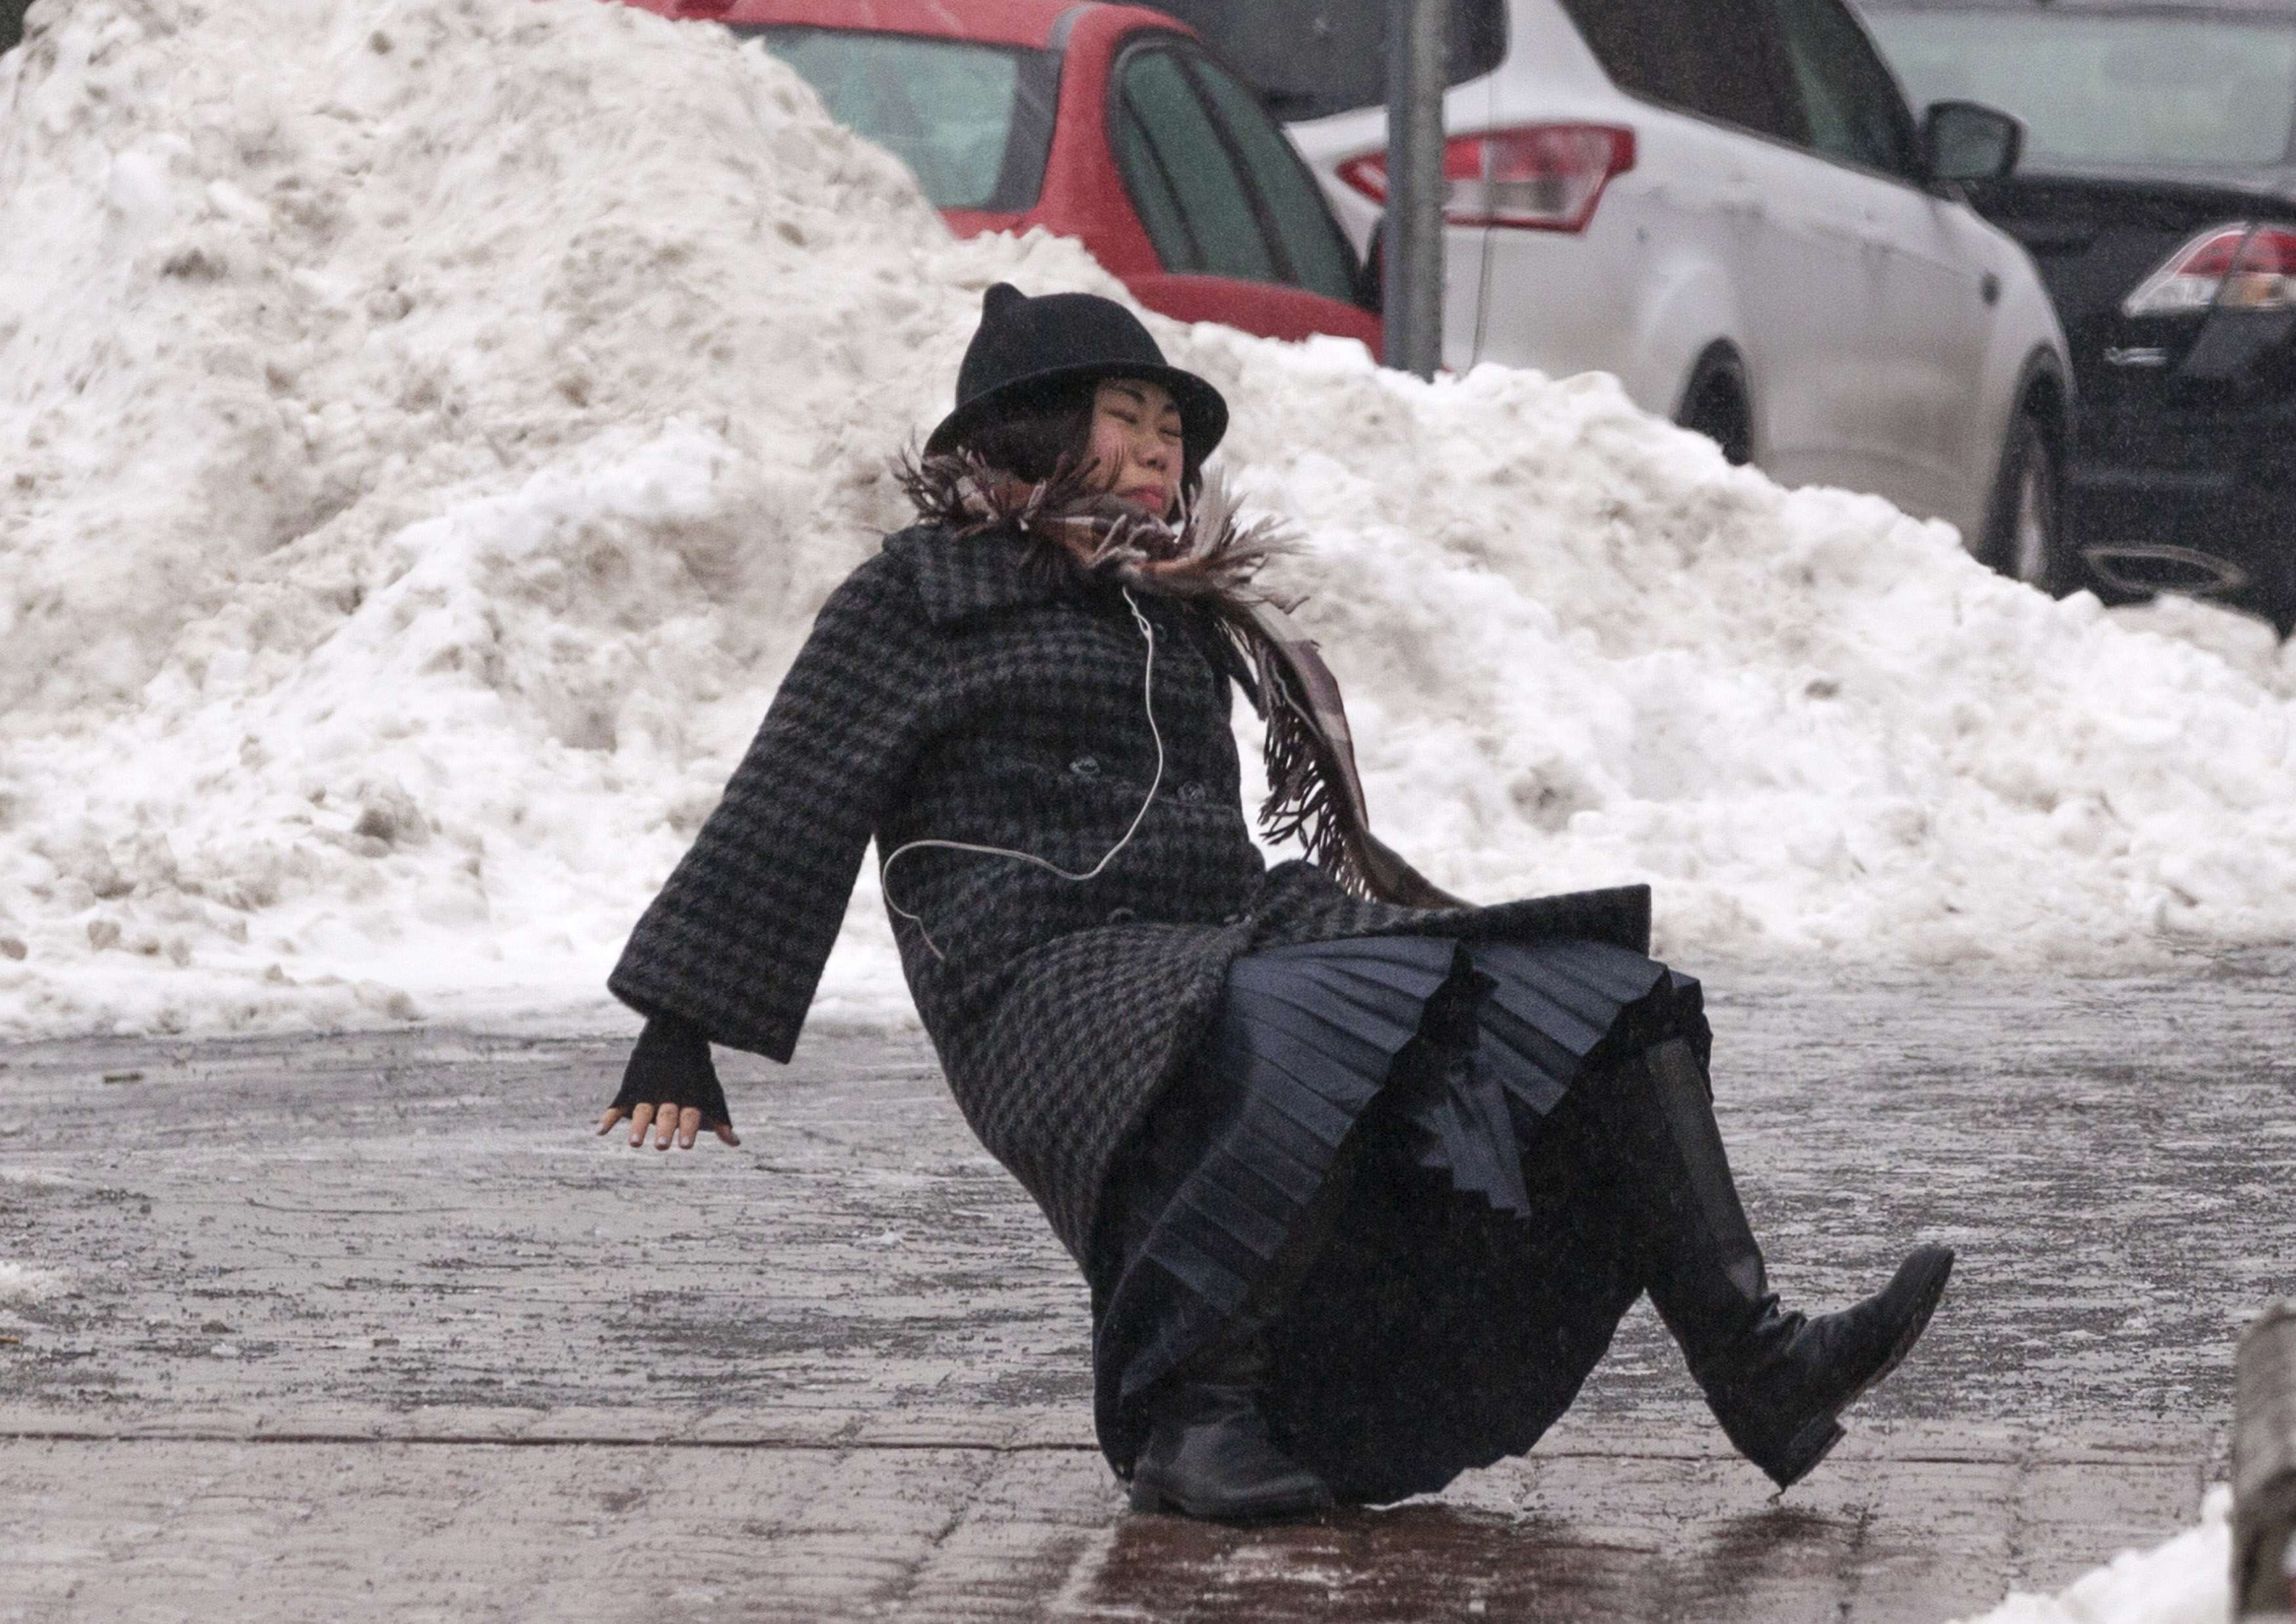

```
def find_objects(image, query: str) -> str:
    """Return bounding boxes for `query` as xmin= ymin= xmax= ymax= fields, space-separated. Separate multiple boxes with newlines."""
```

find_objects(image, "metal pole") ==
xmin=1382 ymin=0 xmax=1448 ymax=379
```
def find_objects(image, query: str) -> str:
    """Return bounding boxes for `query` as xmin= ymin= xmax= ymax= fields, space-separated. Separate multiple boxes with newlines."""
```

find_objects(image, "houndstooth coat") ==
xmin=608 ymin=523 xmax=1650 ymax=1265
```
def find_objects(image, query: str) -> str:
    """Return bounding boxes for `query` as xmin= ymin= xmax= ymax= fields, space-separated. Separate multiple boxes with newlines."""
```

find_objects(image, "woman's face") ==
xmin=1086 ymin=378 xmax=1184 ymax=518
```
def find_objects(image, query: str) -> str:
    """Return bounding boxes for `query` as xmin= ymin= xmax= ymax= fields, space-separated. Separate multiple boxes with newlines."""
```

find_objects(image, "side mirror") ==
xmin=1922 ymin=100 xmax=2023 ymax=186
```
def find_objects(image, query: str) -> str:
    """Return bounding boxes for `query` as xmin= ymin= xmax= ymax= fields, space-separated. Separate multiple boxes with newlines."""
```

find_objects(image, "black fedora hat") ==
xmin=925 ymin=283 xmax=1229 ymax=471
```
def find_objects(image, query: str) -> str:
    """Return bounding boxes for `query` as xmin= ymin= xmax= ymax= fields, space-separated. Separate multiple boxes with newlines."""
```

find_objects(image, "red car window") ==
xmin=1185 ymin=53 xmax=1361 ymax=305
xmin=1111 ymin=47 xmax=1280 ymax=283
xmin=733 ymin=26 xmax=1061 ymax=211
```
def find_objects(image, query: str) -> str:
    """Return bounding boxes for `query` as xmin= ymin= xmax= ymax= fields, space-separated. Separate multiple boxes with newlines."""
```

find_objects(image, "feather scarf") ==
xmin=898 ymin=452 xmax=1464 ymax=909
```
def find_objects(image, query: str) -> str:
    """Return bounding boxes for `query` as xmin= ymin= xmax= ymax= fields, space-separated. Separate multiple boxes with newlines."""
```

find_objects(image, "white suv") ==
xmin=1156 ymin=0 xmax=2074 ymax=572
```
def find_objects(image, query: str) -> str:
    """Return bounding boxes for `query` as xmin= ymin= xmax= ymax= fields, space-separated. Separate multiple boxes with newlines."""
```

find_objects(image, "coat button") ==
xmin=1069 ymin=756 xmax=1101 ymax=779
xmin=1178 ymin=781 xmax=1208 ymax=805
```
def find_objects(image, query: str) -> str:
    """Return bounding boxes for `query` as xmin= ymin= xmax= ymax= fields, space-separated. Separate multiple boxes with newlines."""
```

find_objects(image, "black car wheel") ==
xmin=1677 ymin=349 xmax=1753 ymax=468
xmin=1980 ymin=407 xmax=2063 ymax=593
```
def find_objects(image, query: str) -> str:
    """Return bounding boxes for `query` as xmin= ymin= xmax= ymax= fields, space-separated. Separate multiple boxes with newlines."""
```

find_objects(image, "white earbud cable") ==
xmin=881 ymin=587 xmax=1165 ymax=961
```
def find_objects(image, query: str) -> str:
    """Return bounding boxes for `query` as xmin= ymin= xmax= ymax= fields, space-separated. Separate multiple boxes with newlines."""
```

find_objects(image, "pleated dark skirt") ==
xmin=1090 ymin=934 xmax=1708 ymax=1505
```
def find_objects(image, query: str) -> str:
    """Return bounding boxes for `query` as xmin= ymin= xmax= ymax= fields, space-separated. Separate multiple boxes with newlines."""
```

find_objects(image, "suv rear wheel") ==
xmin=1677 ymin=350 xmax=1753 ymax=467
xmin=1978 ymin=403 xmax=2063 ymax=593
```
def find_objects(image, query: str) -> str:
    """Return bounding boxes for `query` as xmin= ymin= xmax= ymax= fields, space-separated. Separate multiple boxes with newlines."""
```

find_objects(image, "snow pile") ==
xmin=0 ymin=0 xmax=1053 ymax=1033
xmin=0 ymin=1262 xmax=72 ymax=1304
xmin=1955 ymin=1488 xmax=2230 ymax=1624
xmin=5 ymin=0 xmax=2296 ymax=1039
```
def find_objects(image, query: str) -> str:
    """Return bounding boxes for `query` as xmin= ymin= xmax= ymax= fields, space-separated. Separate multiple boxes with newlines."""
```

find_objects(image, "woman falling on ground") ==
xmin=596 ymin=284 xmax=1954 ymax=1522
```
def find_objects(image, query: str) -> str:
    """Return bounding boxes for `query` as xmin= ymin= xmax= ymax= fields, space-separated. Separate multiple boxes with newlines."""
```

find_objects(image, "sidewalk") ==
xmin=5 ymin=965 xmax=2279 ymax=1620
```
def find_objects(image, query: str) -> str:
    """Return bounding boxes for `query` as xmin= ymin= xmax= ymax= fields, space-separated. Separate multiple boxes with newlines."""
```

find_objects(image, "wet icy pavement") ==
xmin=1 ymin=963 xmax=2289 ymax=1621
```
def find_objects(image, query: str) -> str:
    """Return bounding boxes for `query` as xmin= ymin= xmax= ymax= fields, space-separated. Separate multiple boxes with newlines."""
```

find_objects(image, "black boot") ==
xmin=1620 ymin=1039 xmax=1956 ymax=1491
xmin=1127 ymin=1329 xmax=1335 ymax=1521
xmin=1124 ymin=1117 xmax=1363 ymax=1524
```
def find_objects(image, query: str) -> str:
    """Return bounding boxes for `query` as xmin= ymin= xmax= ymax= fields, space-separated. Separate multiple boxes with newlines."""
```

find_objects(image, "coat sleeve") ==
xmin=607 ymin=555 xmax=933 ymax=1061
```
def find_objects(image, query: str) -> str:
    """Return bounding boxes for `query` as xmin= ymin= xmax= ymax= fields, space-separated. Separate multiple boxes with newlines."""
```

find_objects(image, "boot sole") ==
xmin=1128 ymin=1471 xmax=1334 ymax=1523
xmin=1767 ymin=1248 xmax=1955 ymax=1491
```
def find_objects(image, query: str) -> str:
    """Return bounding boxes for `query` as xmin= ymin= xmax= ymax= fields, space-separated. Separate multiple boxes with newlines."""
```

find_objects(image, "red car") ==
xmin=619 ymin=0 xmax=1384 ymax=354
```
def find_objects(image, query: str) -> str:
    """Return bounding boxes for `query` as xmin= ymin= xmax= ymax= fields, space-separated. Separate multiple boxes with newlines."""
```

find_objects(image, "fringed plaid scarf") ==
xmin=898 ymin=452 xmax=1464 ymax=909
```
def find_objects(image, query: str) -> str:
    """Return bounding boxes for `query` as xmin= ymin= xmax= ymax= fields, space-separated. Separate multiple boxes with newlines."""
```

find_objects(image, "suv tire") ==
xmin=1677 ymin=351 xmax=1753 ymax=468
xmin=1978 ymin=404 xmax=2063 ymax=593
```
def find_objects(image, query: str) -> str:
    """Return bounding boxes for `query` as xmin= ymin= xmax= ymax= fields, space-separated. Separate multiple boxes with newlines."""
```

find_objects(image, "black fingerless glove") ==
xmin=611 ymin=1013 xmax=733 ymax=1128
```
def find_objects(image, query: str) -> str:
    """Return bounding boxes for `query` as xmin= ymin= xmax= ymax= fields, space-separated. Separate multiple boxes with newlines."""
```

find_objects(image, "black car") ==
xmin=1858 ymin=0 xmax=2296 ymax=631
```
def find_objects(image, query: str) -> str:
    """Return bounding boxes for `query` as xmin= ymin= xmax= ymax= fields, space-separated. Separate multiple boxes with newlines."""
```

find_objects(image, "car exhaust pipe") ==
xmin=2080 ymin=543 xmax=2251 ymax=598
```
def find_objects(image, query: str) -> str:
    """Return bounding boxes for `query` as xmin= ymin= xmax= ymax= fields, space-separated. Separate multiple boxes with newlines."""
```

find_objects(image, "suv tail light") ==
xmin=1336 ymin=125 xmax=1635 ymax=233
xmin=2123 ymin=223 xmax=2296 ymax=316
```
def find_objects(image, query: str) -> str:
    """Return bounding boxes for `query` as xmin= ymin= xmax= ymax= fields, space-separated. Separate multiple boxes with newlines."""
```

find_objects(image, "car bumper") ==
xmin=2062 ymin=316 xmax=2296 ymax=629
xmin=2067 ymin=465 xmax=2291 ymax=606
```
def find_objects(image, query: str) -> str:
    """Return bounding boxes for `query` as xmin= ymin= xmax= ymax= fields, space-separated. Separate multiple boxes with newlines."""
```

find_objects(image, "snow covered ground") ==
xmin=1953 ymin=1489 xmax=2232 ymax=1624
xmin=0 ymin=1260 xmax=71 ymax=1304
xmin=0 ymin=2 xmax=2268 ymax=1614
xmin=9 ymin=0 xmax=2296 ymax=1043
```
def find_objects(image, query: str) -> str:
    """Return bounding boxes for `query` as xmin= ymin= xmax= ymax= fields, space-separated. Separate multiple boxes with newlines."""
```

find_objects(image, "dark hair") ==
xmin=942 ymin=373 xmax=1202 ymax=515
xmin=951 ymin=377 xmax=1099 ymax=486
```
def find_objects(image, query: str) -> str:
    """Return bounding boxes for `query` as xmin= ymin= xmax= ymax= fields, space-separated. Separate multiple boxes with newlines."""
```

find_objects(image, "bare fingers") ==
xmin=596 ymin=1102 xmax=736 ymax=1149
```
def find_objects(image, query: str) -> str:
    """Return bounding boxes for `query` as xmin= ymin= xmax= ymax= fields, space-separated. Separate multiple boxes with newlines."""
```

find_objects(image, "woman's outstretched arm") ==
xmin=604 ymin=553 xmax=936 ymax=1090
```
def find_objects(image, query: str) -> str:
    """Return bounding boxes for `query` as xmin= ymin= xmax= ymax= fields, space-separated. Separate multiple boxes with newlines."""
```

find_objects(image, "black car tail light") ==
xmin=1338 ymin=125 xmax=1635 ymax=232
xmin=2123 ymin=223 xmax=2296 ymax=317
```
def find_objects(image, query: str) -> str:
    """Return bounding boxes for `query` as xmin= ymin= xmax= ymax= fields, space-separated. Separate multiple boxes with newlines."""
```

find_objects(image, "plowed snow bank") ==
xmin=4 ymin=0 xmax=2294 ymax=1037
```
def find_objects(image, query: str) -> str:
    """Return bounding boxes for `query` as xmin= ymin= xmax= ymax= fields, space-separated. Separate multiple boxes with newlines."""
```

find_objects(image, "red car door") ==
xmin=1084 ymin=25 xmax=1383 ymax=355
